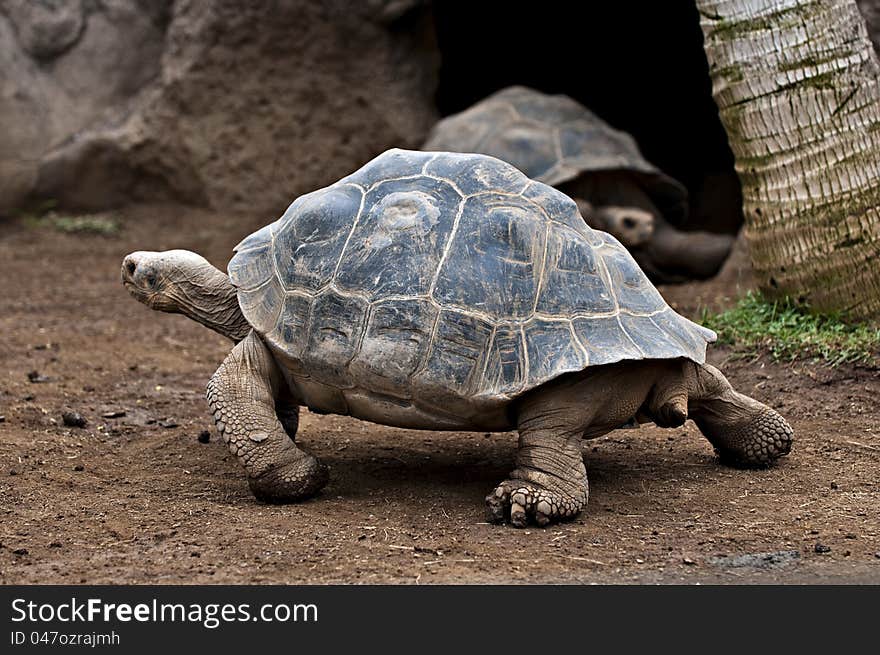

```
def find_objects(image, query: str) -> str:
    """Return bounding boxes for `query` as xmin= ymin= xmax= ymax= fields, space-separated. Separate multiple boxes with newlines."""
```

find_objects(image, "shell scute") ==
xmin=433 ymin=193 xmax=545 ymax=320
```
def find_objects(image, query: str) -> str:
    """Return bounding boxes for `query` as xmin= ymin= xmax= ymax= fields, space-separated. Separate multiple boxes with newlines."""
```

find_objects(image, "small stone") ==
xmin=62 ymin=411 xmax=87 ymax=428
xmin=830 ymin=481 xmax=839 ymax=490
xmin=49 ymin=541 xmax=62 ymax=548
xmin=845 ymin=533 xmax=857 ymax=540
xmin=197 ymin=430 xmax=211 ymax=444
xmin=73 ymin=464 xmax=84 ymax=472
xmin=13 ymin=548 xmax=28 ymax=556
xmin=874 ymin=552 xmax=880 ymax=560
xmin=102 ymin=410 xmax=126 ymax=418
xmin=22 ymin=394 xmax=34 ymax=401
xmin=27 ymin=370 xmax=51 ymax=383
xmin=159 ymin=418 xmax=179 ymax=429
xmin=682 ymin=557 xmax=696 ymax=566
xmin=0 ymin=415 xmax=5 ymax=423
xmin=814 ymin=543 xmax=831 ymax=554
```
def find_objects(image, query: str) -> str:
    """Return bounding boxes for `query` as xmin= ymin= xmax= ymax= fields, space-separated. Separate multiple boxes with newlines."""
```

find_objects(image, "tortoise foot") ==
xmin=486 ymin=479 xmax=586 ymax=528
xmin=248 ymin=453 xmax=329 ymax=503
xmin=713 ymin=408 xmax=793 ymax=468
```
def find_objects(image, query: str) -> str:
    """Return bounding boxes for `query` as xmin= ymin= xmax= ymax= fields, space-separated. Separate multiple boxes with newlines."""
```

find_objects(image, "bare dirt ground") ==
xmin=1 ymin=206 xmax=878 ymax=584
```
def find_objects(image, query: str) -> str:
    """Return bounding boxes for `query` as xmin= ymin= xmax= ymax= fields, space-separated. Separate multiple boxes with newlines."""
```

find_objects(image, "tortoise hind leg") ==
xmin=487 ymin=366 xmax=648 ymax=528
xmin=486 ymin=410 xmax=588 ymax=528
xmin=684 ymin=362 xmax=793 ymax=467
xmin=207 ymin=330 xmax=327 ymax=502
xmin=488 ymin=364 xmax=666 ymax=527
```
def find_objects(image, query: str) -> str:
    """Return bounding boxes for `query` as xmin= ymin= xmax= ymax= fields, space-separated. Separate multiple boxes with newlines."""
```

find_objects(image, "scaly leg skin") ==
xmin=686 ymin=362 xmax=793 ymax=467
xmin=487 ymin=380 xmax=594 ymax=528
xmin=206 ymin=330 xmax=328 ymax=502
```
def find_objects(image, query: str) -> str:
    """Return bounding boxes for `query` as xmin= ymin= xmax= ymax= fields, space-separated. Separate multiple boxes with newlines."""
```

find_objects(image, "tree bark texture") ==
xmin=698 ymin=0 xmax=880 ymax=321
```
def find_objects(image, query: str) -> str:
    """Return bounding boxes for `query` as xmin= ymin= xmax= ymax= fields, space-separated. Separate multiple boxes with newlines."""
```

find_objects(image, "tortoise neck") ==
xmin=173 ymin=264 xmax=251 ymax=343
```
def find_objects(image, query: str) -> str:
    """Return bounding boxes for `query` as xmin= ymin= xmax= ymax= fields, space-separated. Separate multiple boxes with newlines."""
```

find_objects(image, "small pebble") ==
xmin=62 ymin=411 xmax=87 ymax=428
xmin=13 ymin=548 xmax=28 ymax=556
xmin=830 ymin=482 xmax=839 ymax=490
xmin=814 ymin=543 xmax=831 ymax=554
xmin=73 ymin=464 xmax=84 ymax=472
xmin=197 ymin=430 xmax=211 ymax=444
xmin=159 ymin=418 xmax=179 ymax=429
xmin=0 ymin=415 xmax=5 ymax=423
xmin=27 ymin=370 xmax=51 ymax=383
xmin=682 ymin=557 xmax=696 ymax=565
xmin=49 ymin=541 xmax=62 ymax=548
xmin=102 ymin=410 xmax=126 ymax=418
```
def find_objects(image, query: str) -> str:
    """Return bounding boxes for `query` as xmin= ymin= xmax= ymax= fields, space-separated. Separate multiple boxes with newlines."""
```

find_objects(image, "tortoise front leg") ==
xmin=206 ymin=331 xmax=328 ymax=502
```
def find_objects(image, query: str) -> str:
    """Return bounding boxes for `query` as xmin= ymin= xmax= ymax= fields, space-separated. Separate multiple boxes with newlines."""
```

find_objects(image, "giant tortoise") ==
xmin=122 ymin=148 xmax=792 ymax=527
xmin=423 ymin=86 xmax=734 ymax=282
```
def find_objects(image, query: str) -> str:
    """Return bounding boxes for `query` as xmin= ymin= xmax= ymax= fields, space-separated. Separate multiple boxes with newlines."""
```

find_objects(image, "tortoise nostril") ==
xmin=125 ymin=260 xmax=137 ymax=276
xmin=622 ymin=217 xmax=637 ymax=230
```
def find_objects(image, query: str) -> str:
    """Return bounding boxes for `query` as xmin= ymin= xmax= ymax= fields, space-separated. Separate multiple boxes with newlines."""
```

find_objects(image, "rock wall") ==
xmin=0 ymin=0 xmax=170 ymax=214
xmin=1 ymin=0 xmax=438 ymax=216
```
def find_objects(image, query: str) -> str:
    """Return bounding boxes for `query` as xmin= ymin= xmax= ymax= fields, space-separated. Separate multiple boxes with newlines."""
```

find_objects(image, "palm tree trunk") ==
xmin=696 ymin=0 xmax=880 ymax=321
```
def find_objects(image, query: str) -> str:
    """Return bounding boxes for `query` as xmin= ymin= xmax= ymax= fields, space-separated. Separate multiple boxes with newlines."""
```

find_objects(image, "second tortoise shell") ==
xmin=423 ymin=85 xmax=688 ymax=225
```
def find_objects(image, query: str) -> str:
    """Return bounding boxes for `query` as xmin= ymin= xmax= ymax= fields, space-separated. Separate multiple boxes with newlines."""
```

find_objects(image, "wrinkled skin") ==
xmin=122 ymin=250 xmax=793 ymax=527
xmin=563 ymin=174 xmax=735 ymax=283
xmin=488 ymin=358 xmax=792 ymax=527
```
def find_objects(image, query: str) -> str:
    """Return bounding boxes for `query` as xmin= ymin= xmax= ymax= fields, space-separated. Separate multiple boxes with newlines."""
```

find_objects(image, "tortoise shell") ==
xmin=228 ymin=149 xmax=714 ymax=430
xmin=423 ymin=85 xmax=688 ymax=225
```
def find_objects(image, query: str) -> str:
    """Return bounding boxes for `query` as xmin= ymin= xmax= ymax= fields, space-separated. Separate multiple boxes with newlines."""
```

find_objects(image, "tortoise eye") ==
xmin=145 ymin=272 xmax=157 ymax=288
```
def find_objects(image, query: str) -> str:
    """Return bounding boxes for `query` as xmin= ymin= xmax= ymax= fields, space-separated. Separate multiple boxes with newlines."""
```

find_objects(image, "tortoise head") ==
xmin=573 ymin=198 xmax=655 ymax=247
xmin=122 ymin=249 xmax=250 ymax=342
xmin=122 ymin=249 xmax=218 ymax=313
xmin=591 ymin=206 xmax=656 ymax=247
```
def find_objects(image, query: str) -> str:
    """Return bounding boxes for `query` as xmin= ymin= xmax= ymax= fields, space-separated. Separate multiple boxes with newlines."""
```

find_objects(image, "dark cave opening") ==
xmin=431 ymin=1 xmax=743 ymax=235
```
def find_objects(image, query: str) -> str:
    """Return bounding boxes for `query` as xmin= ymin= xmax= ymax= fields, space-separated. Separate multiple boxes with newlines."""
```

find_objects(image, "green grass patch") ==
xmin=701 ymin=291 xmax=880 ymax=366
xmin=21 ymin=206 xmax=120 ymax=236
xmin=48 ymin=214 xmax=120 ymax=235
